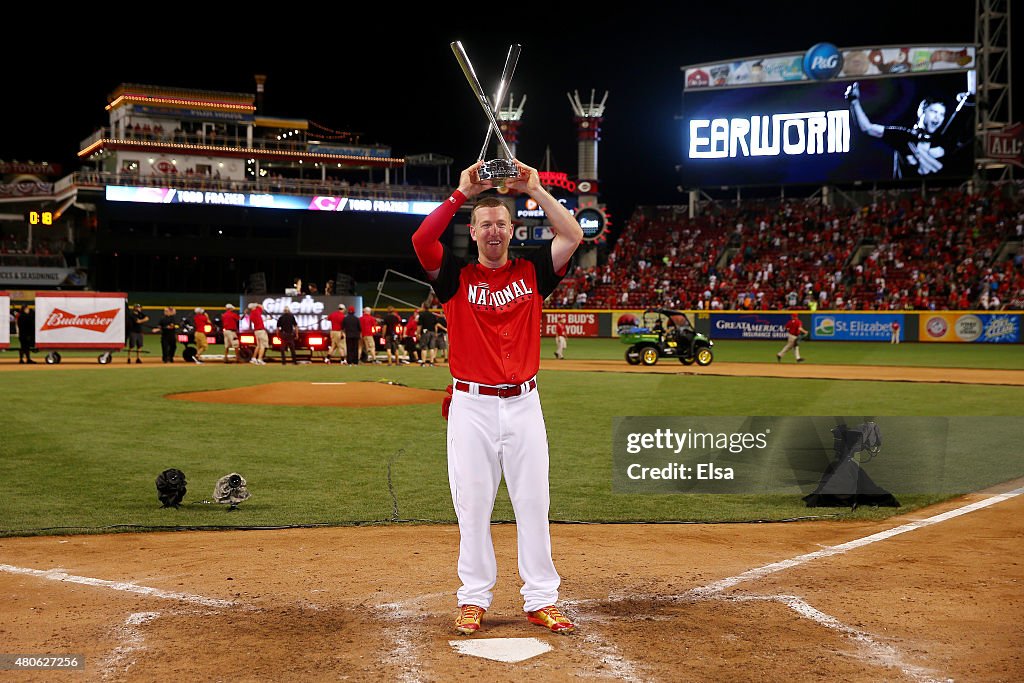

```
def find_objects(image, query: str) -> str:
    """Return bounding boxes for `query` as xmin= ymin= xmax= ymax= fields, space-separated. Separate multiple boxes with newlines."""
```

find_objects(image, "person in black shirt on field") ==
xmin=17 ymin=304 xmax=35 ymax=364
xmin=382 ymin=306 xmax=402 ymax=366
xmin=126 ymin=303 xmax=149 ymax=364
xmin=342 ymin=306 xmax=362 ymax=365
xmin=418 ymin=305 xmax=437 ymax=366
xmin=277 ymin=306 xmax=299 ymax=364
xmin=156 ymin=307 xmax=178 ymax=363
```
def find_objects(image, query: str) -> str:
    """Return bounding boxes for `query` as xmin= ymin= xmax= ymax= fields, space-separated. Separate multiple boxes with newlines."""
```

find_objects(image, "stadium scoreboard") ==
xmin=679 ymin=44 xmax=977 ymax=187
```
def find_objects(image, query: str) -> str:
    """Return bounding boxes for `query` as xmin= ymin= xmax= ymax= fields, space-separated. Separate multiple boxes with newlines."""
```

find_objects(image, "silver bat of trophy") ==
xmin=451 ymin=41 xmax=522 ymax=182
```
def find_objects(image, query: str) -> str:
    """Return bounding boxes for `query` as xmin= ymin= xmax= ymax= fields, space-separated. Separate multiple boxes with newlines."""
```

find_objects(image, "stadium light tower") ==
xmin=496 ymin=92 xmax=526 ymax=158
xmin=568 ymin=89 xmax=610 ymax=269
xmin=976 ymin=0 xmax=1015 ymax=179
xmin=568 ymin=89 xmax=608 ymax=180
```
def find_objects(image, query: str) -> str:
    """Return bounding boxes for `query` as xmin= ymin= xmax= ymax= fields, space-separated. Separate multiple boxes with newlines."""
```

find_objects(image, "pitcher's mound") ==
xmin=167 ymin=381 xmax=441 ymax=407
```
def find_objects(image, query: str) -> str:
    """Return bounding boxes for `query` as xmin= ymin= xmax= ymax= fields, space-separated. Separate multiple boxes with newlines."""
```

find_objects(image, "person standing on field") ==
xmin=126 ymin=303 xmax=148 ymax=364
xmin=221 ymin=303 xmax=240 ymax=363
xmin=248 ymin=302 xmax=269 ymax=365
xmin=192 ymin=307 xmax=209 ymax=364
xmin=326 ymin=303 xmax=347 ymax=364
xmin=412 ymin=158 xmax=583 ymax=637
xmin=777 ymin=312 xmax=807 ymax=363
xmin=156 ymin=306 xmax=178 ymax=363
xmin=343 ymin=306 xmax=361 ymax=365
xmin=359 ymin=307 xmax=379 ymax=364
xmin=554 ymin=320 xmax=567 ymax=359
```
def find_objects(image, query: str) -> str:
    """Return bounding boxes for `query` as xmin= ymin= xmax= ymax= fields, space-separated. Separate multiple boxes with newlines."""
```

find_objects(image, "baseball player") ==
xmin=777 ymin=312 xmax=807 ymax=363
xmin=412 ymin=159 xmax=583 ymax=636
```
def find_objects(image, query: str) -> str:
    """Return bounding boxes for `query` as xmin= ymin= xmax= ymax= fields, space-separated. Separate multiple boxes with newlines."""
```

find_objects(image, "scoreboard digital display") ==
xmin=680 ymin=71 xmax=975 ymax=187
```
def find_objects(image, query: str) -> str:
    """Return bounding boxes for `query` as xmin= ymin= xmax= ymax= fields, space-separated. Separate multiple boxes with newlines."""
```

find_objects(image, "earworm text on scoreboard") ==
xmin=689 ymin=110 xmax=850 ymax=158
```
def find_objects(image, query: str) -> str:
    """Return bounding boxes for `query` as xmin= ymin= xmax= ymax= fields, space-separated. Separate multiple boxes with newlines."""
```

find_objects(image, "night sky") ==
xmin=5 ymin=5 xmax=1017 ymax=231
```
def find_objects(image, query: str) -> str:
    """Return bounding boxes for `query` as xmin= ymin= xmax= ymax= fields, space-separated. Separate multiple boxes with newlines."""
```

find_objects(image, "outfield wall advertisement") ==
xmin=918 ymin=313 xmax=1020 ymax=344
xmin=581 ymin=310 xmax=1019 ymax=343
xmin=542 ymin=311 xmax=600 ymax=337
xmin=812 ymin=313 xmax=903 ymax=341
xmin=711 ymin=313 xmax=792 ymax=340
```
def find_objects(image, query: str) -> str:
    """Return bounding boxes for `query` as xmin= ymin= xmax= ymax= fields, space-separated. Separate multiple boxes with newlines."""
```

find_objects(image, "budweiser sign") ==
xmin=40 ymin=307 xmax=120 ymax=333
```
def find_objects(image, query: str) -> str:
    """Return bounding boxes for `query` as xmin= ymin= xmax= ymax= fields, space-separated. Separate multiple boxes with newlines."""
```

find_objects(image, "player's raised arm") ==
xmin=412 ymin=161 xmax=493 ymax=279
xmin=505 ymin=159 xmax=583 ymax=273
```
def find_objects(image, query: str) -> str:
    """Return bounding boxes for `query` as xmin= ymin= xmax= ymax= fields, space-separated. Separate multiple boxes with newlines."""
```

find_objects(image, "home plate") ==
xmin=448 ymin=637 xmax=553 ymax=662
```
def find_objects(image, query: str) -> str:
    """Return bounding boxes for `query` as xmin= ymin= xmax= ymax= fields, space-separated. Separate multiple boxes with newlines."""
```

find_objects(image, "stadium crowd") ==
xmin=551 ymin=184 xmax=1024 ymax=311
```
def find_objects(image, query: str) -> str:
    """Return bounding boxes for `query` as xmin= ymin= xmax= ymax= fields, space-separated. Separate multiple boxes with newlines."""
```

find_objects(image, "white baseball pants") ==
xmin=446 ymin=381 xmax=560 ymax=612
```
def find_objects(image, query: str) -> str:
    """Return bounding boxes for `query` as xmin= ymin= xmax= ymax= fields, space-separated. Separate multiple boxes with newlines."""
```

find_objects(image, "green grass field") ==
xmin=1 ymin=337 xmax=1022 ymax=536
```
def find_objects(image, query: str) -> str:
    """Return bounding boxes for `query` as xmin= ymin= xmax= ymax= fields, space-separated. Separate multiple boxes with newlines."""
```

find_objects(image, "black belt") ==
xmin=454 ymin=379 xmax=537 ymax=398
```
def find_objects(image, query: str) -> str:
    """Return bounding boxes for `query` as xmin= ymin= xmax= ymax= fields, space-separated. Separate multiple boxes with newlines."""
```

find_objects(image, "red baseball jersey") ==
xmin=785 ymin=318 xmax=802 ymax=336
xmin=194 ymin=312 xmax=209 ymax=332
xmin=432 ymin=241 xmax=564 ymax=386
xmin=556 ymin=322 xmax=567 ymax=336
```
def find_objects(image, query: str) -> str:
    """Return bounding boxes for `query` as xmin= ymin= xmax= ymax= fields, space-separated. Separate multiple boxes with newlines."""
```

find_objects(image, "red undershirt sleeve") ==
xmin=412 ymin=190 xmax=466 ymax=272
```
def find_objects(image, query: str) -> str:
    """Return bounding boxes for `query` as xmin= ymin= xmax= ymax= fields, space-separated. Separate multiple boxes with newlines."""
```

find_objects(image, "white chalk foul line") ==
xmin=0 ymin=565 xmax=234 ymax=608
xmin=692 ymin=487 xmax=1024 ymax=597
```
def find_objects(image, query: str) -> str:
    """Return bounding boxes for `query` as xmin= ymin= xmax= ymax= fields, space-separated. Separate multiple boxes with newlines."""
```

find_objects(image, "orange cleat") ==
xmin=526 ymin=605 xmax=575 ymax=634
xmin=455 ymin=604 xmax=486 ymax=635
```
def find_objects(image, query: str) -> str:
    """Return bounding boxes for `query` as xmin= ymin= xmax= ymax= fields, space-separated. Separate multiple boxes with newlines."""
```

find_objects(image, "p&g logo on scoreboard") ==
xmin=803 ymin=42 xmax=843 ymax=81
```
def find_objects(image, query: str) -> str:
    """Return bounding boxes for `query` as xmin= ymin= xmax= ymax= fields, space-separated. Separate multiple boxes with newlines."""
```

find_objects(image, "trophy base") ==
xmin=477 ymin=158 xmax=519 ymax=183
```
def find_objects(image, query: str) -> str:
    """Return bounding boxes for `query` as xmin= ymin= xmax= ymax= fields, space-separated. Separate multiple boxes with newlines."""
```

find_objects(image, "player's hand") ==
xmin=457 ymin=161 xmax=494 ymax=199
xmin=504 ymin=159 xmax=542 ymax=194
xmin=844 ymin=82 xmax=860 ymax=103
